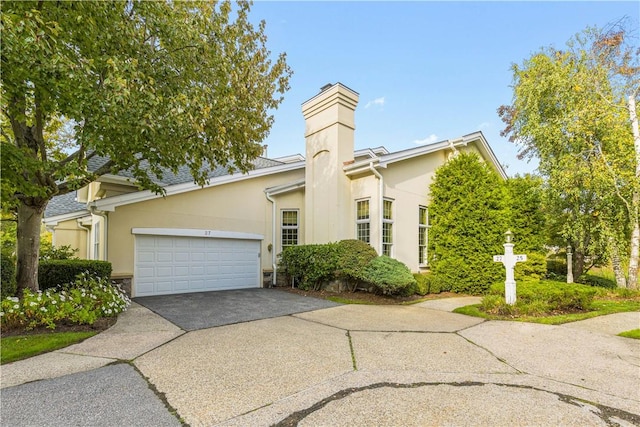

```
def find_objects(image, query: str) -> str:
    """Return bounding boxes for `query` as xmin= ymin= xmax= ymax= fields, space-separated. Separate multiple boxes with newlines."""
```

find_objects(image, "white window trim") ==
xmin=419 ymin=206 xmax=429 ymax=267
xmin=281 ymin=209 xmax=299 ymax=248
xmin=382 ymin=198 xmax=393 ymax=257
xmin=355 ymin=198 xmax=371 ymax=244
xmin=93 ymin=221 xmax=101 ymax=260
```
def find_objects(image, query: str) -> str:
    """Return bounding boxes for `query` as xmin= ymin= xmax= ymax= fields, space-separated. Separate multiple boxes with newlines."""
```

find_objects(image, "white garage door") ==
xmin=134 ymin=233 xmax=261 ymax=297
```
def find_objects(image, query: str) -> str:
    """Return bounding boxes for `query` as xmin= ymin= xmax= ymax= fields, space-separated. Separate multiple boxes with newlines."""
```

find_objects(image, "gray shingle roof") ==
xmin=44 ymin=156 xmax=285 ymax=218
xmin=44 ymin=191 xmax=88 ymax=218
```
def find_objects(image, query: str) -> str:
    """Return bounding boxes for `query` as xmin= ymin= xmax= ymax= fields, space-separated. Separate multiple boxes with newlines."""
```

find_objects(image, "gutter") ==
xmin=264 ymin=190 xmax=277 ymax=287
xmin=368 ymin=162 xmax=384 ymax=255
xmin=76 ymin=220 xmax=91 ymax=259
xmin=89 ymin=206 xmax=108 ymax=261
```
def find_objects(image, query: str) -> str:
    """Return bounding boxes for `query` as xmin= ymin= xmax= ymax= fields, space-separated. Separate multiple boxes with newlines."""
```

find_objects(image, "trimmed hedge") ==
xmin=38 ymin=260 xmax=112 ymax=290
xmin=279 ymin=243 xmax=341 ymax=290
xmin=1 ymin=252 xmax=17 ymax=299
xmin=335 ymin=239 xmax=378 ymax=288
xmin=514 ymin=252 xmax=547 ymax=281
xmin=577 ymin=274 xmax=617 ymax=289
xmin=361 ymin=256 xmax=416 ymax=295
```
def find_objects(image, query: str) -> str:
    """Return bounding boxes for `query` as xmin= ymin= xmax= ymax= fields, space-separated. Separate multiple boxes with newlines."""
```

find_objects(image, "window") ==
xmin=281 ymin=210 xmax=299 ymax=247
xmin=419 ymin=206 xmax=428 ymax=265
xmin=93 ymin=222 xmax=101 ymax=260
xmin=382 ymin=199 xmax=393 ymax=256
xmin=356 ymin=199 xmax=370 ymax=243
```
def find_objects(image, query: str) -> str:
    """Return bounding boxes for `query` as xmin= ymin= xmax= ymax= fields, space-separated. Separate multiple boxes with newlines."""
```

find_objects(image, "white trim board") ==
xmin=131 ymin=228 xmax=263 ymax=241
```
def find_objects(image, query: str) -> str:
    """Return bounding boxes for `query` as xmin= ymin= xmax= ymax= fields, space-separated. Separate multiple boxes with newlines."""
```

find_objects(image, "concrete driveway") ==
xmin=2 ymin=294 xmax=639 ymax=426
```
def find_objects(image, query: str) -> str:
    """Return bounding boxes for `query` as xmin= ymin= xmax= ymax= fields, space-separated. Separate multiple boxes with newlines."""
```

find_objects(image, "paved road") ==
xmin=1 ymin=290 xmax=639 ymax=426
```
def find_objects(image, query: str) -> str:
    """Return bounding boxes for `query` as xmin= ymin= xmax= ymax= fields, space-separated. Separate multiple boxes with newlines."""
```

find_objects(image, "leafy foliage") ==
xmin=514 ymin=252 xmax=547 ymax=281
xmin=1 ymin=273 xmax=130 ymax=330
xmin=482 ymin=280 xmax=597 ymax=316
xmin=577 ymin=274 xmax=617 ymax=289
xmin=39 ymin=244 xmax=78 ymax=261
xmin=499 ymin=24 xmax=639 ymax=287
xmin=38 ymin=260 xmax=112 ymax=290
xmin=360 ymin=256 xmax=416 ymax=295
xmin=1 ymin=253 xmax=17 ymax=299
xmin=279 ymin=244 xmax=341 ymax=290
xmin=428 ymin=153 xmax=507 ymax=294
xmin=1 ymin=0 xmax=292 ymax=293
xmin=335 ymin=239 xmax=378 ymax=289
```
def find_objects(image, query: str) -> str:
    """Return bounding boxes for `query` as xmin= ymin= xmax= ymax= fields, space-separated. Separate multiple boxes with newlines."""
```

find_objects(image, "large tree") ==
xmin=499 ymin=23 xmax=639 ymax=288
xmin=1 ymin=1 xmax=292 ymax=294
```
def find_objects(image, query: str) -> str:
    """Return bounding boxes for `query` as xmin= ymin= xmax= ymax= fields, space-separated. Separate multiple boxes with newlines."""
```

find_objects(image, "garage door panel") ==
xmin=134 ymin=234 xmax=260 ymax=297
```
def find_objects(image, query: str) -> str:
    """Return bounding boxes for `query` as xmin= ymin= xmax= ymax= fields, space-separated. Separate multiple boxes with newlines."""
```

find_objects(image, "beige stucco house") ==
xmin=43 ymin=83 xmax=506 ymax=297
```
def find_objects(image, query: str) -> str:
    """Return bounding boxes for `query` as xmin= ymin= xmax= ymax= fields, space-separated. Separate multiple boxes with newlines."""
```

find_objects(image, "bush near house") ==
xmin=1 ymin=273 xmax=130 ymax=331
xmin=428 ymin=153 xmax=507 ymax=295
xmin=362 ymin=256 xmax=416 ymax=295
xmin=279 ymin=240 xmax=415 ymax=295
xmin=39 ymin=260 xmax=112 ymax=290
xmin=1 ymin=252 xmax=17 ymax=299
xmin=577 ymin=274 xmax=617 ymax=289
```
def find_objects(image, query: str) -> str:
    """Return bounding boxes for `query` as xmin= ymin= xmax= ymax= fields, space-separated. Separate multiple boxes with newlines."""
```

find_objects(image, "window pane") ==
xmin=357 ymin=223 xmax=370 ymax=243
xmin=383 ymin=200 xmax=393 ymax=220
xmin=282 ymin=210 xmax=298 ymax=226
xmin=357 ymin=200 xmax=369 ymax=220
xmin=282 ymin=229 xmax=298 ymax=246
xmin=419 ymin=206 xmax=427 ymax=225
xmin=383 ymin=222 xmax=392 ymax=244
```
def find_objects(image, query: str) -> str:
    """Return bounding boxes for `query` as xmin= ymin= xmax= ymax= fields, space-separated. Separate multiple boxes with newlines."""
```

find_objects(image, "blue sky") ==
xmin=248 ymin=1 xmax=639 ymax=176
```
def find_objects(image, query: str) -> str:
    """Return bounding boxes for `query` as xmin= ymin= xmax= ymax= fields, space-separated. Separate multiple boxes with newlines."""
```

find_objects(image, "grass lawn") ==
xmin=1 ymin=331 xmax=97 ymax=364
xmin=618 ymin=329 xmax=640 ymax=339
xmin=454 ymin=282 xmax=640 ymax=325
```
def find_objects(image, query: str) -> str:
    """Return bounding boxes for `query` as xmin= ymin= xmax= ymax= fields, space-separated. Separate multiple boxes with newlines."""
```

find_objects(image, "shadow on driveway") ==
xmin=134 ymin=288 xmax=340 ymax=330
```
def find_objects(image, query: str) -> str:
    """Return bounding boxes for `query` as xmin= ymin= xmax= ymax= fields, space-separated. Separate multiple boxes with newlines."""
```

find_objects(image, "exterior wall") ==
xmin=106 ymin=169 xmax=304 ymax=277
xmin=52 ymin=218 xmax=90 ymax=259
xmin=303 ymin=84 xmax=358 ymax=245
xmin=382 ymin=151 xmax=447 ymax=271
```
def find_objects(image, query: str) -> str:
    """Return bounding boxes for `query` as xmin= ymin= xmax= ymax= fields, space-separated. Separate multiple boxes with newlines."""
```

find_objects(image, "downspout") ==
xmin=89 ymin=206 xmax=108 ymax=261
xmin=368 ymin=162 xmax=384 ymax=255
xmin=264 ymin=190 xmax=277 ymax=287
xmin=76 ymin=220 xmax=91 ymax=259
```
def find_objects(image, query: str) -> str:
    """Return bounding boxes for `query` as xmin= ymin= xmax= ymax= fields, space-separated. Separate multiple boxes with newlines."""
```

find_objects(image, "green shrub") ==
xmin=429 ymin=153 xmax=507 ymax=295
xmin=515 ymin=252 xmax=547 ymax=280
xmin=413 ymin=273 xmax=430 ymax=295
xmin=483 ymin=280 xmax=597 ymax=315
xmin=279 ymin=244 xmax=341 ymax=290
xmin=1 ymin=273 xmax=130 ymax=330
xmin=39 ymin=244 xmax=78 ymax=261
xmin=361 ymin=256 xmax=416 ymax=295
xmin=1 ymin=252 xmax=17 ymax=299
xmin=577 ymin=274 xmax=617 ymax=289
xmin=546 ymin=259 xmax=568 ymax=277
xmin=38 ymin=260 xmax=112 ymax=290
xmin=335 ymin=239 xmax=378 ymax=287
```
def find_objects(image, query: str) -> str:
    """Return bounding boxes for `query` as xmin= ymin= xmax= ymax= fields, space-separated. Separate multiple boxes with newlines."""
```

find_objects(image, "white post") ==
xmin=566 ymin=245 xmax=574 ymax=284
xmin=494 ymin=230 xmax=527 ymax=306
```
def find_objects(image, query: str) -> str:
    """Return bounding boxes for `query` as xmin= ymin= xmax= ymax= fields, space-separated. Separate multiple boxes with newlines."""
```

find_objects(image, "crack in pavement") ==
xmin=271 ymin=381 xmax=640 ymax=427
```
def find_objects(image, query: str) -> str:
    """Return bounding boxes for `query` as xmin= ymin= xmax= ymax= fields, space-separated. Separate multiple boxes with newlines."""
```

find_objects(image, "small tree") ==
xmin=428 ymin=153 xmax=507 ymax=294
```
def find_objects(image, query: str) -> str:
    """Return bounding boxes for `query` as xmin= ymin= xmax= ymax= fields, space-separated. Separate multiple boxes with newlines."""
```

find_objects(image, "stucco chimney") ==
xmin=301 ymin=83 xmax=359 ymax=244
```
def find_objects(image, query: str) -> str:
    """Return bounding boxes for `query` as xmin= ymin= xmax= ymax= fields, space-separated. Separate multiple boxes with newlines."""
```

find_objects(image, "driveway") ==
xmin=1 ymin=295 xmax=639 ymax=426
xmin=134 ymin=288 xmax=340 ymax=330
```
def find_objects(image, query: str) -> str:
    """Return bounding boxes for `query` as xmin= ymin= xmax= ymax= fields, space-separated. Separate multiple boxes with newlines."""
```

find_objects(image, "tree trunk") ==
xmin=16 ymin=202 xmax=46 ymax=295
xmin=610 ymin=239 xmax=627 ymax=288
xmin=573 ymin=249 xmax=585 ymax=279
xmin=628 ymin=94 xmax=640 ymax=290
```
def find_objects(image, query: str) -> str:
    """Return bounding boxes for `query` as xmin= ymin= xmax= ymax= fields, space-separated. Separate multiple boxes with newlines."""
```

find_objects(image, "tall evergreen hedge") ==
xmin=429 ymin=153 xmax=507 ymax=294
xmin=38 ymin=260 xmax=112 ymax=290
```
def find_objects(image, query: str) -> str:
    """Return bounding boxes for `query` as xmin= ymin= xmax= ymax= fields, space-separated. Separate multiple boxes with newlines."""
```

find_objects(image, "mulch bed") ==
xmin=1 ymin=317 xmax=117 ymax=337
xmin=278 ymin=286 xmax=461 ymax=305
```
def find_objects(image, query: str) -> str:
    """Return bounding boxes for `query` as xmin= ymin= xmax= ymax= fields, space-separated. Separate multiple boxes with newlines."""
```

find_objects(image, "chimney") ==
xmin=301 ymin=83 xmax=359 ymax=244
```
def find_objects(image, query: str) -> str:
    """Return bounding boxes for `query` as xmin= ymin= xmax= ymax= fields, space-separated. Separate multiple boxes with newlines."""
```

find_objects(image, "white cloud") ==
xmin=364 ymin=97 xmax=385 ymax=109
xmin=478 ymin=121 xmax=492 ymax=130
xmin=413 ymin=134 xmax=439 ymax=145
